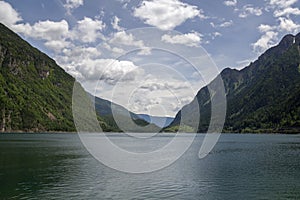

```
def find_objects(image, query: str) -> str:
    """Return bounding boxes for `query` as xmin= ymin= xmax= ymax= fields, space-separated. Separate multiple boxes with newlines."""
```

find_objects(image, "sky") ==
xmin=0 ymin=0 xmax=300 ymax=117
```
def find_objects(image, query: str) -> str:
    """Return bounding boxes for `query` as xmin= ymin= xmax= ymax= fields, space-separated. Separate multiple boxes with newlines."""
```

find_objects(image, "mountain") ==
xmin=93 ymin=96 xmax=160 ymax=132
xmin=0 ymin=23 xmax=78 ymax=132
xmin=136 ymin=114 xmax=174 ymax=128
xmin=167 ymin=33 xmax=300 ymax=133
xmin=0 ymin=23 xmax=152 ymax=132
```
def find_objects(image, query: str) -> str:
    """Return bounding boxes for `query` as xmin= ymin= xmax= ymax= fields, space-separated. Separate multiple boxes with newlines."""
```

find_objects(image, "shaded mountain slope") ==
xmin=0 ymin=23 xmax=153 ymax=132
xmin=0 ymin=23 xmax=76 ymax=132
xmin=167 ymin=33 xmax=300 ymax=133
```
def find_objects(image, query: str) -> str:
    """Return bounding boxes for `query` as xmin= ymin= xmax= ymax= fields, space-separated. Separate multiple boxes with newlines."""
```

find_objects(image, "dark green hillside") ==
xmin=167 ymin=33 xmax=300 ymax=133
xmin=0 ymin=23 xmax=120 ymax=132
xmin=0 ymin=22 xmax=156 ymax=132
xmin=0 ymin=23 xmax=77 ymax=132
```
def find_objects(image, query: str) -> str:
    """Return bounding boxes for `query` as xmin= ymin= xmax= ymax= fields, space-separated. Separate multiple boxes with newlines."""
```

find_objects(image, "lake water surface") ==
xmin=0 ymin=133 xmax=299 ymax=199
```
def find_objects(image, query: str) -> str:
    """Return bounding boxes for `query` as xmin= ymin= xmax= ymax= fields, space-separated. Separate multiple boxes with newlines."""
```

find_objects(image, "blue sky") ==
xmin=1 ymin=0 xmax=300 ymax=116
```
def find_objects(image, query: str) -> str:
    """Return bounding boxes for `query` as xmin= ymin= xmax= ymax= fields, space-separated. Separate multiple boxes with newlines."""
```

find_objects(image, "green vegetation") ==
xmin=0 ymin=23 xmax=155 ymax=132
xmin=164 ymin=125 xmax=195 ymax=133
xmin=168 ymin=33 xmax=300 ymax=134
xmin=0 ymin=23 xmax=76 ymax=132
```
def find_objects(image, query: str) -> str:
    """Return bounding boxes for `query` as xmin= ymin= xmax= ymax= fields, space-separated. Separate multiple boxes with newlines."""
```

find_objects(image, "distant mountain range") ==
xmin=166 ymin=32 xmax=300 ymax=133
xmin=93 ymin=96 xmax=159 ymax=132
xmin=136 ymin=114 xmax=174 ymax=128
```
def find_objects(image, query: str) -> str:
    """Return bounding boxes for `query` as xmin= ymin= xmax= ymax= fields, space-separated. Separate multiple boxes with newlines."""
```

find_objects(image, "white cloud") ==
xmin=252 ymin=31 xmax=278 ymax=53
xmin=214 ymin=32 xmax=222 ymax=36
xmin=274 ymin=7 xmax=300 ymax=17
xmin=62 ymin=46 xmax=101 ymax=61
xmin=0 ymin=2 xmax=73 ymax=53
xmin=0 ymin=1 xmax=22 ymax=28
xmin=109 ymin=31 xmax=151 ymax=55
xmin=110 ymin=31 xmax=144 ymax=47
xmin=17 ymin=20 xmax=69 ymax=41
xmin=133 ymin=0 xmax=204 ymax=30
xmin=269 ymin=0 xmax=298 ymax=8
xmin=210 ymin=20 xmax=233 ymax=29
xmin=112 ymin=16 xmax=123 ymax=31
xmin=12 ymin=19 xmax=71 ymax=53
xmin=223 ymin=0 xmax=237 ymax=7
xmin=44 ymin=40 xmax=71 ymax=53
xmin=126 ymin=78 xmax=193 ymax=114
xmin=56 ymin=45 xmax=101 ymax=68
xmin=71 ymin=17 xmax=105 ymax=43
xmin=219 ymin=20 xmax=233 ymax=27
xmin=210 ymin=32 xmax=222 ymax=40
xmin=64 ymin=0 xmax=84 ymax=14
xmin=210 ymin=22 xmax=216 ymax=28
xmin=268 ymin=0 xmax=299 ymax=18
xmin=102 ymin=42 xmax=125 ymax=55
xmin=278 ymin=17 xmax=300 ymax=32
xmin=8 ymin=15 xmax=106 ymax=52
xmin=258 ymin=24 xmax=276 ymax=33
xmin=239 ymin=5 xmax=263 ymax=18
xmin=253 ymin=0 xmax=300 ymax=54
xmin=75 ymin=59 xmax=144 ymax=84
xmin=161 ymin=32 xmax=202 ymax=47
xmin=140 ymin=79 xmax=190 ymax=91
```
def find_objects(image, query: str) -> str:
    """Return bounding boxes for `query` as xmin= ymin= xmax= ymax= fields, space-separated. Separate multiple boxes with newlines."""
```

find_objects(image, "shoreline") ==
xmin=0 ymin=131 xmax=299 ymax=135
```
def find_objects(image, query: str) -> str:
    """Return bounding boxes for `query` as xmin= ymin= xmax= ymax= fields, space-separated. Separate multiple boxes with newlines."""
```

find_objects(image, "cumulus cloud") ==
xmin=109 ymin=31 xmax=151 ymax=55
xmin=74 ymin=59 xmax=143 ymax=84
xmin=133 ymin=0 xmax=204 ymax=30
xmin=239 ymin=5 xmax=263 ymax=18
xmin=0 ymin=2 xmax=71 ymax=53
xmin=258 ymin=24 xmax=276 ymax=33
xmin=12 ymin=20 xmax=71 ymax=52
xmin=252 ymin=0 xmax=300 ymax=54
xmin=269 ymin=0 xmax=298 ymax=8
xmin=274 ymin=7 xmax=300 ymax=17
xmin=278 ymin=17 xmax=300 ymax=32
xmin=111 ymin=16 xmax=123 ymax=31
xmin=140 ymin=79 xmax=190 ymax=91
xmin=161 ymin=32 xmax=202 ymax=47
xmin=44 ymin=40 xmax=71 ymax=53
xmin=268 ymin=0 xmax=299 ymax=18
xmin=126 ymin=78 xmax=194 ymax=114
xmin=71 ymin=17 xmax=105 ymax=43
xmin=64 ymin=0 xmax=84 ymax=14
xmin=60 ymin=46 xmax=101 ymax=63
xmin=252 ymin=31 xmax=278 ymax=53
xmin=223 ymin=0 xmax=237 ymax=7
xmin=10 ymin=16 xmax=106 ymax=52
xmin=110 ymin=31 xmax=144 ymax=47
xmin=0 ymin=1 xmax=22 ymax=28
xmin=16 ymin=20 xmax=69 ymax=41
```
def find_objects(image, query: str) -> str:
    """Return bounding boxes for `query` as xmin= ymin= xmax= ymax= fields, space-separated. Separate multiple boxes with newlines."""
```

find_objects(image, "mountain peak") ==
xmin=168 ymin=31 xmax=300 ymax=133
xmin=279 ymin=34 xmax=297 ymax=49
xmin=279 ymin=32 xmax=300 ymax=48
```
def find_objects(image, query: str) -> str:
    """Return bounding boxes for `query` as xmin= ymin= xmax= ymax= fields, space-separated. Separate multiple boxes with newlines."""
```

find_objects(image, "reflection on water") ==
xmin=0 ymin=133 xmax=299 ymax=199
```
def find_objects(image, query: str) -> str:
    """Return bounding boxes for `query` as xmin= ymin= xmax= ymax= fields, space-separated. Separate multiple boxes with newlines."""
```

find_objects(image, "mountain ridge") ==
xmin=0 ymin=23 xmax=154 ymax=133
xmin=167 ymin=32 xmax=300 ymax=133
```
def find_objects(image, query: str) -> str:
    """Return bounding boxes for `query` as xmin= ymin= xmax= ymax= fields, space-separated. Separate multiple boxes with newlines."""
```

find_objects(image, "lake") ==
xmin=0 ymin=133 xmax=299 ymax=199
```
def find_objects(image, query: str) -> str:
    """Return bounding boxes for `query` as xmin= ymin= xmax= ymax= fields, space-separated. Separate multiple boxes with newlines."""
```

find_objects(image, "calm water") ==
xmin=0 ymin=133 xmax=299 ymax=199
